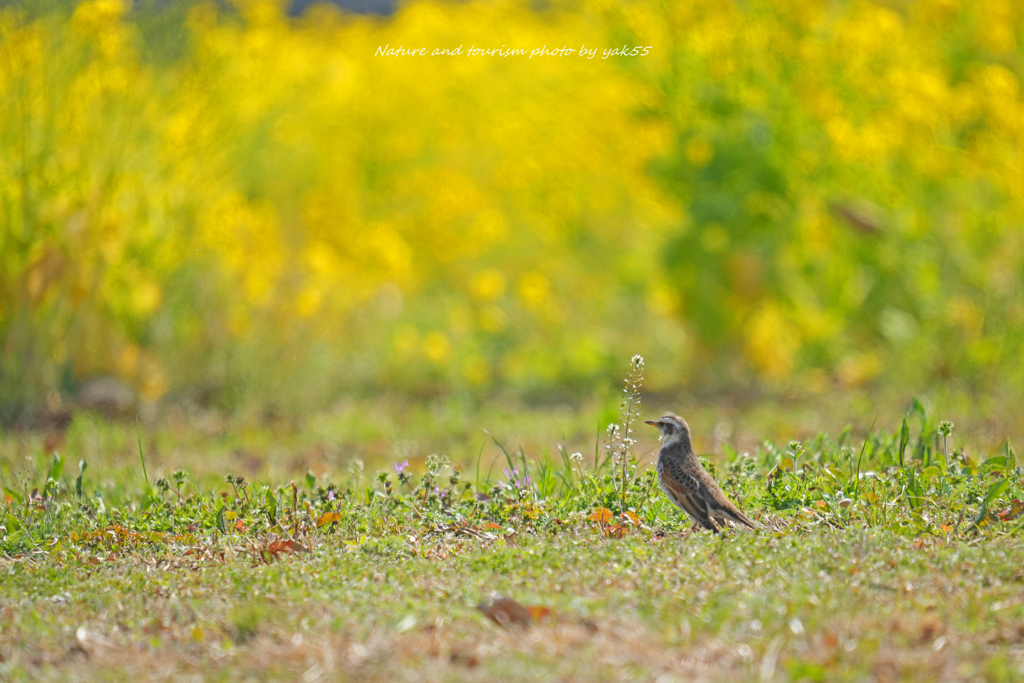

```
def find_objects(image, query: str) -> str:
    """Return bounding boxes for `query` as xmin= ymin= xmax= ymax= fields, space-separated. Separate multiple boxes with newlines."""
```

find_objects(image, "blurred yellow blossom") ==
xmin=471 ymin=270 xmax=507 ymax=302
xmin=423 ymin=332 xmax=451 ymax=365
xmin=517 ymin=272 xmax=551 ymax=310
xmin=744 ymin=304 xmax=799 ymax=380
xmin=2 ymin=0 xmax=1024 ymax=414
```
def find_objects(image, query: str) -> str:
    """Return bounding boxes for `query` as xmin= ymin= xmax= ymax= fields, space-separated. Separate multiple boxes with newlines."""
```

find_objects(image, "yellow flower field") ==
xmin=1 ymin=0 xmax=1022 ymax=418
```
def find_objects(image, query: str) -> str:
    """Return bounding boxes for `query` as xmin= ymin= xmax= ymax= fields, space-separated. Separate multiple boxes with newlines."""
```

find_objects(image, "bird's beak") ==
xmin=644 ymin=420 xmax=657 ymax=427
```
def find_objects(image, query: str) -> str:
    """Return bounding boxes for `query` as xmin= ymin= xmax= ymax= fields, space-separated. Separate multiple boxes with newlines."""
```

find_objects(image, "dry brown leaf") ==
xmin=998 ymin=499 xmax=1024 ymax=522
xmin=259 ymin=537 xmax=309 ymax=561
xmin=316 ymin=511 xmax=341 ymax=528
xmin=604 ymin=524 xmax=626 ymax=539
xmin=476 ymin=596 xmax=551 ymax=628
xmin=526 ymin=605 xmax=552 ymax=622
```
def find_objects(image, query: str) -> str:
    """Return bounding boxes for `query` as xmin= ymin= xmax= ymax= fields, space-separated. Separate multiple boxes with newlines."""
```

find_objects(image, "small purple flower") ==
xmin=502 ymin=467 xmax=531 ymax=491
xmin=327 ymin=490 xmax=335 ymax=501
xmin=393 ymin=459 xmax=409 ymax=475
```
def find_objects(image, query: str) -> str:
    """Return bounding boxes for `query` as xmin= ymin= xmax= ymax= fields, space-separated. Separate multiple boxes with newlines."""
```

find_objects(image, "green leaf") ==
xmin=911 ymin=397 xmax=926 ymax=422
xmin=984 ymin=479 xmax=1011 ymax=507
xmin=3 ymin=487 xmax=24 ymax=504
xmin=6 ymin=513 xmax=23 ymax=531
xmin=920 ymin=465 xmax=943 ymax=483
xmin=1005 ymin=440 xmax=1019 ymax=473
xmin=305 ymin=469 xmax=316 ymax=490
xmin=909 ymin=511 xmax=929 ymax=529
xmin=265 ymin=491 xmax=278 ymax=526
xmin=981 ymin=456 xmax=1007 ymax=474
xmin=971 ymin=479 xmax=1011 ymax=529
xmin=47 ymin=452 xmax=65 ymax=482
xmin=75 ymin=459 xmax=88 ymax=499
xmin=905 ymin=471 xmax=925 ymax=511
xmin=215 ymin=505 xmax=227 ymax=534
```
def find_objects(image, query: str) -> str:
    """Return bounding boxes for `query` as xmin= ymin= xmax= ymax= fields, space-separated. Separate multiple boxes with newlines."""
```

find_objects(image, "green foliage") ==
xmin=3 ymin=397 xmax=1022 ymax=556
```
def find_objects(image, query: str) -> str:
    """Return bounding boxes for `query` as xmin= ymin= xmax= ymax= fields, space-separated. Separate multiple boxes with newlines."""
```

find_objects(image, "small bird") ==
xmin=646 ymin=414 xmax=756 ymax=533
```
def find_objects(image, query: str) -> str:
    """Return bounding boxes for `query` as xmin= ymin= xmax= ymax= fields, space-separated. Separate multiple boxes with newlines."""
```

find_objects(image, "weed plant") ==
xmin=3 ymin=359 xmax=1023 ymax=557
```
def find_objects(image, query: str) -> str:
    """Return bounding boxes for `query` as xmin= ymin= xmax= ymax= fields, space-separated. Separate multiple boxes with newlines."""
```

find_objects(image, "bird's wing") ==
xmin=702 ymin=481 xmax=757 ymax=530
xmin=661 ymin=462 xmax=716 ymax=531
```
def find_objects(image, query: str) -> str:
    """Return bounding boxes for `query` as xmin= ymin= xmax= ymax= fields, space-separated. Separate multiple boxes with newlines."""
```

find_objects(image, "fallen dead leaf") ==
xmin=316 ymin=511 xmax=341 ymax=528
xmin=476 ymin=596 xmax=551 ymax=628
xmin=621 ymin=511 xmax=641 ymax=526
xmin=256 ymin=537 xmax=309 ymax=563
xmin=604 ymin=524 xmax=626 ymax=539
xmin=998 ymin=499 xmax=1024 ymax=522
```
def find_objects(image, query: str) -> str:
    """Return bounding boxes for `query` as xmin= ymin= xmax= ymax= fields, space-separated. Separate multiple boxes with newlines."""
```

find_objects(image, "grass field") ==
xmin=2 ymin=385 xmax=1024 ymax=681
xmin=4 ymin=526 xmax=1024 ymax=681
xmin=4 ymin=1 xmax=1024 ymax=679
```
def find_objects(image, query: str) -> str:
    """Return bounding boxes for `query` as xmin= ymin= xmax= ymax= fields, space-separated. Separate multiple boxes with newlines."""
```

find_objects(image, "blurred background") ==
xmin=2 ymin=0 xmax=1023 ymax=449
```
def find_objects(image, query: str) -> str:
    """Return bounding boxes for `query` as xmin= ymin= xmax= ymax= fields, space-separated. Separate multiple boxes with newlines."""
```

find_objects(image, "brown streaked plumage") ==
xmin=645 ymin=414 xmax=756 ymax=533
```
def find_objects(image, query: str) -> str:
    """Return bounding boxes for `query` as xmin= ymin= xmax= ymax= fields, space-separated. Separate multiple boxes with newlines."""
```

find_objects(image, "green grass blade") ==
xmin=852 ymin=416 xmax=877 ymax=501
xmin=136 ymin=418 xmax=151 ymax=491
xmin=484 ymin=432 xmax=517 ymax=478
xmin=898 ymin=417 xmax=909 ymax=469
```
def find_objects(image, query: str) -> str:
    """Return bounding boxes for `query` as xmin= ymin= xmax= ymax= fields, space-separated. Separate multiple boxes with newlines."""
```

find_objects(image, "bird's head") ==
xmin=645 ymin=414 xmax=691 ymax=447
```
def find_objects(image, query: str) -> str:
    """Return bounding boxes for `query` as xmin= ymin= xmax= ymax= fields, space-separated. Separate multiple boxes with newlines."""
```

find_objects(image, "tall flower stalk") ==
xmin=605 ymin=355 xmax=644 ymax=513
